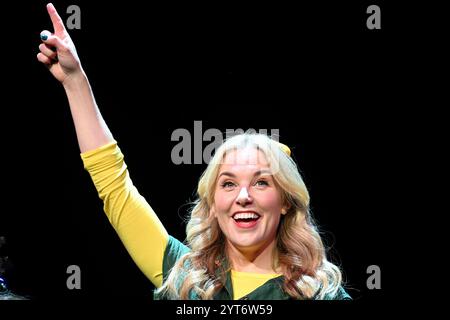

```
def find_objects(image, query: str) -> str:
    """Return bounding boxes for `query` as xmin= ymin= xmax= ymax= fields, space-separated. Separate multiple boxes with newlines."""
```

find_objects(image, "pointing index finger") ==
xmin=46 ymin=3 xmax=66 ymax=35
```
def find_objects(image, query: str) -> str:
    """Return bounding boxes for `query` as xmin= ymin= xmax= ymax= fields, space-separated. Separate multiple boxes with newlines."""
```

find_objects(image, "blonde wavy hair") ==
xmin=156 ymin=132 xmax=344 ymax=299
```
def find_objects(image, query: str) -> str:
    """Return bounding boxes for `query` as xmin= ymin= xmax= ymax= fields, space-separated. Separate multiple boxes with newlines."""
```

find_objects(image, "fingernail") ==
xmin=40 ymin=34 xmax=48 ymax=41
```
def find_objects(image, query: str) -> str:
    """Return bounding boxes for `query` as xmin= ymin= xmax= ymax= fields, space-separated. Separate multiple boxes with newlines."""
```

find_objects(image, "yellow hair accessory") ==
xmin=276 ymin=142 xmax=291 ymax=157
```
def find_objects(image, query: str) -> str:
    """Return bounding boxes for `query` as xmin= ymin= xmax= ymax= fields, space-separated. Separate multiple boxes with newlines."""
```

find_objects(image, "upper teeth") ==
xmin=234 ymin=213 xmax=259 ymax=219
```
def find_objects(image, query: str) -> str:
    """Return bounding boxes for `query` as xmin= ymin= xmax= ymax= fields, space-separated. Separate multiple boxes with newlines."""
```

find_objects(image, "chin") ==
xmin=230 ymin=237 xmax=261 ymax=250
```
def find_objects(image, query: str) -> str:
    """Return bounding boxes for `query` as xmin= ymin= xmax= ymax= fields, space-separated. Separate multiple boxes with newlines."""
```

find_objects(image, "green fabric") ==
xmin=154 ymin=236 xmax=351 ymax=300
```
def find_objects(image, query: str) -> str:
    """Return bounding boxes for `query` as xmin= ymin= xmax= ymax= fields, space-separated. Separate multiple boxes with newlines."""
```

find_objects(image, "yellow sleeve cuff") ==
xmin=80 ymin=140 xmax=119 ymax=170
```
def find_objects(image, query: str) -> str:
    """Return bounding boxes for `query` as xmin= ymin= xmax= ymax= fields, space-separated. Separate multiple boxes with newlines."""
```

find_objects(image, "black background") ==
xmin=1 ymin=0 xmax=439 ymax=313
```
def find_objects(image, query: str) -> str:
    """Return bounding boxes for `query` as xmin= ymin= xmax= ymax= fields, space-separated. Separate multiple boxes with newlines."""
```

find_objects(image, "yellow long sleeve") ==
xmin=80 ymin=141 xmax=168 ymax=288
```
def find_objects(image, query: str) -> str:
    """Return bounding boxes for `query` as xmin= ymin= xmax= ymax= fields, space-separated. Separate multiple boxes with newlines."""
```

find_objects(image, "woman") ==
xmin=37 ymin=3 xmax=350 ymax=300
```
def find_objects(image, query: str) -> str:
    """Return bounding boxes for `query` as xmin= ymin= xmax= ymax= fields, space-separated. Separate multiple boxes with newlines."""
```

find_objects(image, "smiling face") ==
xmin=212 ymin=147 xmax=288 ymax=255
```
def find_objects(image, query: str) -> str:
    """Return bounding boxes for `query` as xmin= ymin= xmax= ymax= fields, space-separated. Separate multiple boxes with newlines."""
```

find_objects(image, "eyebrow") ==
xmin=218 ymin=169 xmax=272 ymax=179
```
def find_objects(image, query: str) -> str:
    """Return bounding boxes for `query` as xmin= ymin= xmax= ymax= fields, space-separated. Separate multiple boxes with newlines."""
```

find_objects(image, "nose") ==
xmin=236 ymin=187 xmax=253 ymax=206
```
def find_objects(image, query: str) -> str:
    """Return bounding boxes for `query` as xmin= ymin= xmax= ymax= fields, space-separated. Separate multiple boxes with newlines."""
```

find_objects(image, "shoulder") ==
xmin=162 ymin=236 xmax=191 ymax=276
xmin=323 ymin=286 xmax=352 ymax=300
xmin=154 ymin=236 xmax=192 ymax=300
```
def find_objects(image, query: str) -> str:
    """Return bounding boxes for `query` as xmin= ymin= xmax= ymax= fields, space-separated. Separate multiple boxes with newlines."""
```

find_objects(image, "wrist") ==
xmin=62 ymin=69 xmax=88 ymax=91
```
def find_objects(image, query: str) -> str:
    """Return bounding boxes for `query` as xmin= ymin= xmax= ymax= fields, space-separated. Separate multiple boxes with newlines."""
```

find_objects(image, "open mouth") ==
xmin=232 ymin=212 xmax=261 ymax=229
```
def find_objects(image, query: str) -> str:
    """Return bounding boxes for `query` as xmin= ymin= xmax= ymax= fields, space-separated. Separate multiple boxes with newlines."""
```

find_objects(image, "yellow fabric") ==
xmin=80 ymin=141 xmax=282 ymax=296
xmin=80 ymin=141 xmax=169 ymax=288
xmin=231 ymin=270 xmax=281 ymax=300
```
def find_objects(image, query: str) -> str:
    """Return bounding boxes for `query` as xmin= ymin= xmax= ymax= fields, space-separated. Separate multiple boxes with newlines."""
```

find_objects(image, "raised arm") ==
xmin=37 ymin=3 xmax=113 ymax=153
xmin=37 ymin=3 xmax=169 ymax=288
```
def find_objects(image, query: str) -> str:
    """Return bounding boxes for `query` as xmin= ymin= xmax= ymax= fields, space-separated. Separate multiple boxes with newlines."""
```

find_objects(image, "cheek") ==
xmin=213 ymin=190 xmax=235 ymax=214
xmin=256 ymin=191 xmax=283 ymax=212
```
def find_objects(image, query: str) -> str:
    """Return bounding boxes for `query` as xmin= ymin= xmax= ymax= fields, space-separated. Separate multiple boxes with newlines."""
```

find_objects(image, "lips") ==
xmin=232 ymin=211 xmax=261 ymax=229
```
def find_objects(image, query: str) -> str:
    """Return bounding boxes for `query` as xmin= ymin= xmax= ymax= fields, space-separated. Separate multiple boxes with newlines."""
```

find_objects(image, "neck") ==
xmin=226 ymin=237 xmax=281 ymax=274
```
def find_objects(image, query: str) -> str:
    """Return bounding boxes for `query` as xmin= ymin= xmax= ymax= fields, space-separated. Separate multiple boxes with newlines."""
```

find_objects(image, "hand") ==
xmin=37 ymin=3 xmax=83 ymax=84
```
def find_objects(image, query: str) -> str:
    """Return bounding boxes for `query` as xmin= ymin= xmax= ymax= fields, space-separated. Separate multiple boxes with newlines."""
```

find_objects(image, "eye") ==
xmin=221 ymin=181 xmax=236 ymax=189
xmin=255 ymin=180 xmax=269 ymax=187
